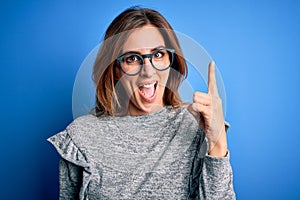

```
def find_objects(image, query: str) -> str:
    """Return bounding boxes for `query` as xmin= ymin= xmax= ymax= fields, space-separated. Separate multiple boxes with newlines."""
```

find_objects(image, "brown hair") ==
xmin=93 ymin=6 xmax=188 ymax=116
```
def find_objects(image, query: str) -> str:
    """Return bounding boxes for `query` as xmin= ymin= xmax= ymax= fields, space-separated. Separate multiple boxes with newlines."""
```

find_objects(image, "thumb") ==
xmin=187 ymin=103 xmax=205 ymax=129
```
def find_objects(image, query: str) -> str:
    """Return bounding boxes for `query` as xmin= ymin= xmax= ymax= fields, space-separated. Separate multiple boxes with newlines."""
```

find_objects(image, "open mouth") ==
xmin=138 ymin=81 xmax=158 ymax=103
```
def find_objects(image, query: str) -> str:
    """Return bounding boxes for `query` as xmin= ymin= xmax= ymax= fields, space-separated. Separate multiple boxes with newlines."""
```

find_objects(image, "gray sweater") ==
xmin=48 ymin=106 xmax=235 ymax=200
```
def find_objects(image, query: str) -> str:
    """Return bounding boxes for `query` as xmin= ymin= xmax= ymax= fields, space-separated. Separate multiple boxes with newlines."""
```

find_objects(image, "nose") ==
xmin=140 ymin=57 xmax=156 ymax=77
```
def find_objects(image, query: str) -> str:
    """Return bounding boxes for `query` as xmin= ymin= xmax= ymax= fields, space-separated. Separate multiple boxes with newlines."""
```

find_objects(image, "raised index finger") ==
xmin=208 ymin=61 xmax=219 ymax=96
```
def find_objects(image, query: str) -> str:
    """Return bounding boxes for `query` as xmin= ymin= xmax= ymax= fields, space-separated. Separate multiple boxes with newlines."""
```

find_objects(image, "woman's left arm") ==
xmin=188 ymin=61 xmax=236 ymax=199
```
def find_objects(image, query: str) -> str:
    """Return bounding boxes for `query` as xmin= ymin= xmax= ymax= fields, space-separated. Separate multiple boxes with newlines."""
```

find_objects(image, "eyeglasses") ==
xmin=116 ymin=48 xmax=175 ymax=76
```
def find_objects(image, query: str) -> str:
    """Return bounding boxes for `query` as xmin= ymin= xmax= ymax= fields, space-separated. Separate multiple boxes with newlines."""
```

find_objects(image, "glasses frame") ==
xmin=115 ymin=47 xmax=175 ymax=76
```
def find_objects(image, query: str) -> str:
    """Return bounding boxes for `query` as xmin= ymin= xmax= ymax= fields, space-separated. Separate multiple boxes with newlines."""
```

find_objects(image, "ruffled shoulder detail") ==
xmin=48 ymin=124 xmax=94 ymax=200
xmin=47 ymin=130 xmax=90 ymax=168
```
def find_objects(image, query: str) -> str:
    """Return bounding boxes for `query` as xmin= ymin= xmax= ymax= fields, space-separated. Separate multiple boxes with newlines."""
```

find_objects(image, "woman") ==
xmin=48 ymin=7 xmax=236 ymax=199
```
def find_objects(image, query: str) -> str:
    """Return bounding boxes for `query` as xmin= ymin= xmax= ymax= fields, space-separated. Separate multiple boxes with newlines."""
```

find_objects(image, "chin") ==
xmin=129 ymin=91 xmax=165 ymax=116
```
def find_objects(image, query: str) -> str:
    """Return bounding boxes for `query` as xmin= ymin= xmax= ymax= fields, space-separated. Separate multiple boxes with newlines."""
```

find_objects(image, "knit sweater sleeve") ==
xmin=199 ymin=119 xmax=236 ymax=200
xmin=47 ymin=129 xmax=92 ymax=200
xmin=59 ymin=158 xmax=83 ymax=200
xmin=198 ymin=120 xmax=235 ymax=199
xmin=199 ymin=153 xmax=236 ymax=199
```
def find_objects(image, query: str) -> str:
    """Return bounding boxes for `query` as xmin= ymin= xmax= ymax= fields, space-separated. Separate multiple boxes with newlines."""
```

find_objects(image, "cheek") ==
xmin=160 ymin=70 xmax=170 ymax=84
xmin=118 ymin=76 xmax=137 ymax=93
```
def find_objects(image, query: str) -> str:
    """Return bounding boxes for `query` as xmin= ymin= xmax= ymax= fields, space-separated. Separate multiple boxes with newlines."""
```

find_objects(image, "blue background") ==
xmin=1 ymin=0 xmax=299 ymax=199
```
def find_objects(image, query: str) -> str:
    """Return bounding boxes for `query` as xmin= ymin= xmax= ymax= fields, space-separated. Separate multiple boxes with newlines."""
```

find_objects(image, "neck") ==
xmin=127 ymin=102 xmax=164 ymax=116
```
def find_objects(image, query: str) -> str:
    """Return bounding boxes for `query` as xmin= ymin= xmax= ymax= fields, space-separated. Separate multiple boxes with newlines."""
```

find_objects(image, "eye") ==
xmin=125 ymin=54 xmax=140 ymax=64
xmin=154 ymin=50 xmax=165 ymax=59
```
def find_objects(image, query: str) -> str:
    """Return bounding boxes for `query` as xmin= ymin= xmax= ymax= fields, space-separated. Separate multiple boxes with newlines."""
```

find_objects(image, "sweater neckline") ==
xmin=114 ymin=106 xmax=172 ymax=121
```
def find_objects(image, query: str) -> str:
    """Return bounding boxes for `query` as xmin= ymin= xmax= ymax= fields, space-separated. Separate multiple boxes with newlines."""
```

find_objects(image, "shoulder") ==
xmin=49 ymin=114 xmax=112 ymax=148
xmin=65 ymin=114 xmax=110 ymax=136
xmin=47 ymin=114 xmax=112 ymax=164
xmin=66 ymin=114 xmax=96 ymax=130
xmin=171 ymin=104 xmax=198 ymax=124
xmin=163 ymin=105 xmax=202 ymax=135
xmin=68 ymin=114 xmax=99 ymax=128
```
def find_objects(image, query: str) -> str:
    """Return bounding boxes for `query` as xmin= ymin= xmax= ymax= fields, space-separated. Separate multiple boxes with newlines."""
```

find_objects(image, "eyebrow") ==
xmin=121 ymin=45 xmax=166 ymax=55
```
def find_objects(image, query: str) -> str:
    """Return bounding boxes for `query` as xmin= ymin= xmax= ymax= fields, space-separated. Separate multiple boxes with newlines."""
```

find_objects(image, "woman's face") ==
xmin=116 ymin=25 xmax=170 ymax=116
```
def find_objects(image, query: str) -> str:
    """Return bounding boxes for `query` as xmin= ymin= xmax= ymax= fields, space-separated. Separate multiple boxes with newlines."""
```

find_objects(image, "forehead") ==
xmin=122 ymin=25 xmax=165 ymax=52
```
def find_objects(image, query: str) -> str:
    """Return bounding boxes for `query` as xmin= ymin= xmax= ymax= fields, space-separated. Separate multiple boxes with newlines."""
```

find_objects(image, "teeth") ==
xmin=142 ymin=82 xmax=156 ymax=88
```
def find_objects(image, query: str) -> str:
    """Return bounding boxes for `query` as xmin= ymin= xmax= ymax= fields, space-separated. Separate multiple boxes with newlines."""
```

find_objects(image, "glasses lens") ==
xmin=152 ymin=49 xmax=172 ymax=70
xmin=121 ymin=54 xmax=143 ymax=75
